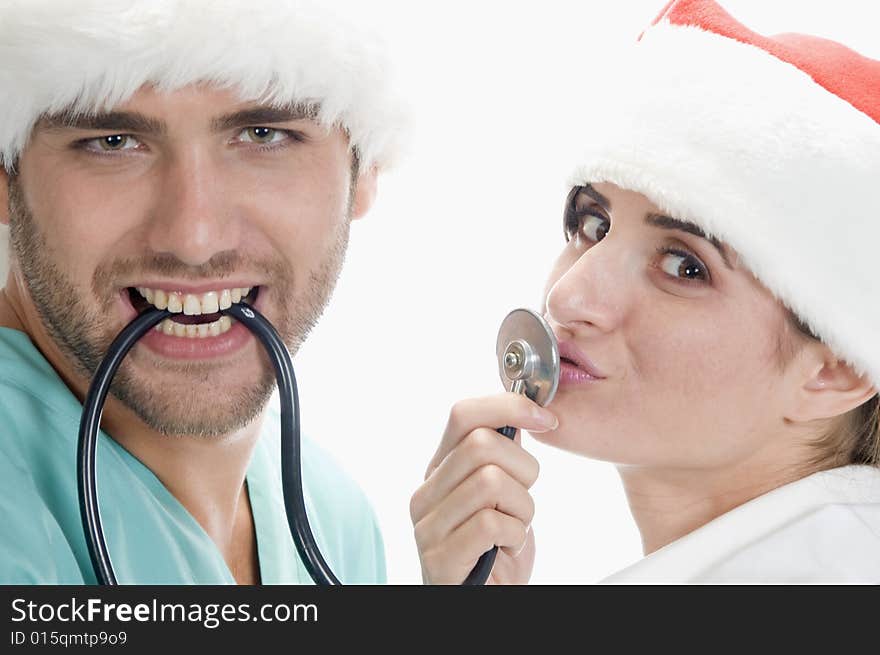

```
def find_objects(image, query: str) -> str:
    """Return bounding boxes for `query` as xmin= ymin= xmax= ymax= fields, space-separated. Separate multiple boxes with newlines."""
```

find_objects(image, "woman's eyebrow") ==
xmin=645 ymin=213 xmax=734 ymax=269
xmin=578 ymin=184 xmax=611 ymax=211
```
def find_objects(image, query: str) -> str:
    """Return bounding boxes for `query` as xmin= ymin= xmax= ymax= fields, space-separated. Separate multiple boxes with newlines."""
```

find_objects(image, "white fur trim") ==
xmin=0 ymin=0 xmax=409 ymax=170
xmin=566 ymin=20 xmax=880 ymax=385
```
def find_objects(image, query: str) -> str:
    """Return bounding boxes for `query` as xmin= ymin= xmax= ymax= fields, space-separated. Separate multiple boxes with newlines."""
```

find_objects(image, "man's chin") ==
xmin=109 ymin=368 xmax=276 ymax=438
xmin=130 ymin=398 xmax=271 ymax=438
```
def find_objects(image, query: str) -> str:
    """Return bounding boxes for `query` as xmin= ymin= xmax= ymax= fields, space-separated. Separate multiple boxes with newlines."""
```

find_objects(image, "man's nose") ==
xmin=145 ymin=148 xmax=241 ymax=267
xmin=545 ymin=240 xmax=633 ymax=335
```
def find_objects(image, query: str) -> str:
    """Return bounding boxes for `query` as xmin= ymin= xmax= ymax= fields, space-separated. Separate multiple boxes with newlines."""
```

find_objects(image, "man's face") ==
xmin=5 ymin=85 xmax=374 ymax=437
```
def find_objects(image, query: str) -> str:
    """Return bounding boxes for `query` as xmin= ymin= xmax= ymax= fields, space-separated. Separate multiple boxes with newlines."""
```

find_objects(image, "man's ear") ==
xmin=349 ymin=165 xmax=378 ymax=221
xmin=0 ymin=167 xmax=9 ymax=226
xmin=786 ymin=343 xmax=876 ymax=423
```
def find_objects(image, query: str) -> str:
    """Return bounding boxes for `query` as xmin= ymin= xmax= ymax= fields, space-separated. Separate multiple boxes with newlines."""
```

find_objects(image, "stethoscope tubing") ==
xmin=77 ymin=307 xmax=171 ymax=585
xmin=223 ymin=303 xmax=340 ymax=585
xmin=78 ymin=303 xmax=495 ymax=586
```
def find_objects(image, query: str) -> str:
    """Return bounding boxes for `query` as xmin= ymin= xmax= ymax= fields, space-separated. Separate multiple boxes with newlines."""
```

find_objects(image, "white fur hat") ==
xmin=0 ymin=0 xmax=408 ymax=171
xmin=567 ymin=0 xmax=880 ymax=384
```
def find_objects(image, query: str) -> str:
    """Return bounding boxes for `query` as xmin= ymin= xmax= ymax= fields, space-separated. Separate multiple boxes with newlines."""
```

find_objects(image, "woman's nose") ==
xmin=545 ymin=240 xmax=632 ymax=334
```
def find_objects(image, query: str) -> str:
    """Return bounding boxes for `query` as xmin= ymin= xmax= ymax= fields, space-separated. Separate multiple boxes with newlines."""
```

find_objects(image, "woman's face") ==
xmin=540 ymin=182 xmax=799 ymax=470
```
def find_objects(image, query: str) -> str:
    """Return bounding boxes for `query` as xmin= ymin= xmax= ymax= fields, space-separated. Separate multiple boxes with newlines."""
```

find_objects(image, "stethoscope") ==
xmin=77 ymin=304 xmax=559 ymax=585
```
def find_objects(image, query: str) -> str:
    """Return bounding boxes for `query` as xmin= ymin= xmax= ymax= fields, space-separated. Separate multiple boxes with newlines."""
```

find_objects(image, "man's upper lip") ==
xmin=125 ymin=281 xmax=262 ymax=294
xmin=557 ymin=340 xmax=607 ymax=379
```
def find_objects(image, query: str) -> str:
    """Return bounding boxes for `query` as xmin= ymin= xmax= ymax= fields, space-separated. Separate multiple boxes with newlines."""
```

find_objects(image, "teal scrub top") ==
xmin=0 ymin=328 xmax=386 ymax=584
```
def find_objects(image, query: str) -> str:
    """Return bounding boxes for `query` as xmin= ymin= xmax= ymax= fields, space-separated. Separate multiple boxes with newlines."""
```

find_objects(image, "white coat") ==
xmin=602 ymin=465 xmax=880 ymax=584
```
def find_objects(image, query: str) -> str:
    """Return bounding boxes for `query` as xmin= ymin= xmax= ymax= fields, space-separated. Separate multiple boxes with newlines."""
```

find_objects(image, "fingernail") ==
xmin=533 ymin=408 xmax=558 ymax=429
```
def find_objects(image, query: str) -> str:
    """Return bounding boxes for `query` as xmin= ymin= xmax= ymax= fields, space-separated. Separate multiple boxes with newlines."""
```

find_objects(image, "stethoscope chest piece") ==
xmin=495 ymin=308 xmax=560 ymax=407
xmin=461 ymin=308 xmax=560 ymax=585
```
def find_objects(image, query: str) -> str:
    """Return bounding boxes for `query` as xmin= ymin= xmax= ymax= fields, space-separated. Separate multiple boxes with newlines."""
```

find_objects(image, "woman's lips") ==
xmin=557 ymin=340 xmax=606 ymax=385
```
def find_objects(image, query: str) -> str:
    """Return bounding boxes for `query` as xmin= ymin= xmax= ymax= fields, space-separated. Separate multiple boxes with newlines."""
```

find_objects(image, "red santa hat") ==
xmin=567 ymin=0 xmax=880 ymax=384
xmin=0 ymin=0 xmax=408 ymax=172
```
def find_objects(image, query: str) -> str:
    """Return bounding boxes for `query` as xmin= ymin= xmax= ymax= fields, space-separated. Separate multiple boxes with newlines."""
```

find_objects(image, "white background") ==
xmin=2 ymin=1 xmax=878 ymax=583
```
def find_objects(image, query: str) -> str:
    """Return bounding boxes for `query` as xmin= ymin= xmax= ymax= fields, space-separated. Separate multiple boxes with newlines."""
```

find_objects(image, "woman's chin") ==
xmin=526 ymin=426 xmax=610 ymax=459
xmin=526 ymin=417 xmax=661 ymax=466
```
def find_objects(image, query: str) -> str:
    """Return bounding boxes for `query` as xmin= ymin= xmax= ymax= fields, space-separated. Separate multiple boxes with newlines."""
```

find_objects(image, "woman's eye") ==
xmin=238 ymin=127 xmax=288 ymax=145
xmin=659 ymin=248 xmax=710 ymax=282
xmin=582 ymin=214 xmax=609 ymax=242
xmin=82 ymin=134 xmax=142 ymax=152
xmin=565 ymin=210 xmax=609 ymax=244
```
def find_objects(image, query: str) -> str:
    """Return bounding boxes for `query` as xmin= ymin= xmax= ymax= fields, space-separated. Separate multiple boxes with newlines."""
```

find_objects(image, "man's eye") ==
xmin=658 ymin=248 xmax=710 ymax=282
xmin=83 ymin=134 xmax=141 ymax=152
xmin=238 ymin=127 xmax=288 ymax=144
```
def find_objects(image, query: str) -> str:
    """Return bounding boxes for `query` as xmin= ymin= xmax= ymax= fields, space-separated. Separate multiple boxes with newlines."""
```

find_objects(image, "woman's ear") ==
xmin=349 ymin=166 xmax=378 ymax=221
xmin=786 ymin=343 xmax=876 ymax=423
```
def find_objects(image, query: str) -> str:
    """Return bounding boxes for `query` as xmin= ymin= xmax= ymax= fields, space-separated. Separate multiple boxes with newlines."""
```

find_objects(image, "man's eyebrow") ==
xmin=38 ymin=110 xmax=167 ymax=135
xmin=645 ymin=213 xmax=734 ymax=269
xmin=36 ymin=104 xmax=320 ymax=136
xmin=210 ymin=104 xmax=319 ymax=132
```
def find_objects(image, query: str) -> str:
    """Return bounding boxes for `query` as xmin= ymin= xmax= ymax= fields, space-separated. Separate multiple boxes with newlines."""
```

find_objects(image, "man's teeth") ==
xmin=135 ymin=287 xmax=253 ymax=314
xmin=154 ymin=315 xmax=234 ymax=338
xmin=134 ymin=286 xmax=250 ymax=339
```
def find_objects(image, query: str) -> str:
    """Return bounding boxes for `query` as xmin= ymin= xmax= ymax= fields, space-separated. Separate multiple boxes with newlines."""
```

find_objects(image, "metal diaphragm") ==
xmin=495 ymin=308 xmax=560 ymax=407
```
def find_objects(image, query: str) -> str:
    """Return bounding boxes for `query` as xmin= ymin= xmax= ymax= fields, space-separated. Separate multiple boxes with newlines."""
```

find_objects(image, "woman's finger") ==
xmin=413 ymin=463 xmax=535 ymax=550
xmin=419 ymin=508 xmax=529 ymax=585
xmin=425 ymin=393 xmax=557 ymax=477
xmin=410 ymin=427 xmax=539 ymax=523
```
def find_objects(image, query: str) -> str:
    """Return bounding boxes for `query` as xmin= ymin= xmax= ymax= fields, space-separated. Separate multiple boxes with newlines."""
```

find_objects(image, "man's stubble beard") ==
xmin=7 ymin=177 xmax=350 ymax=438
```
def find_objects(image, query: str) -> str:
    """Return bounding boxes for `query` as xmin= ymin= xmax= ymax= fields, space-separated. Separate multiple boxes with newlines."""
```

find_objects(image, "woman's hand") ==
xmin=410 ymin=393 xmax=557 ymax=584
